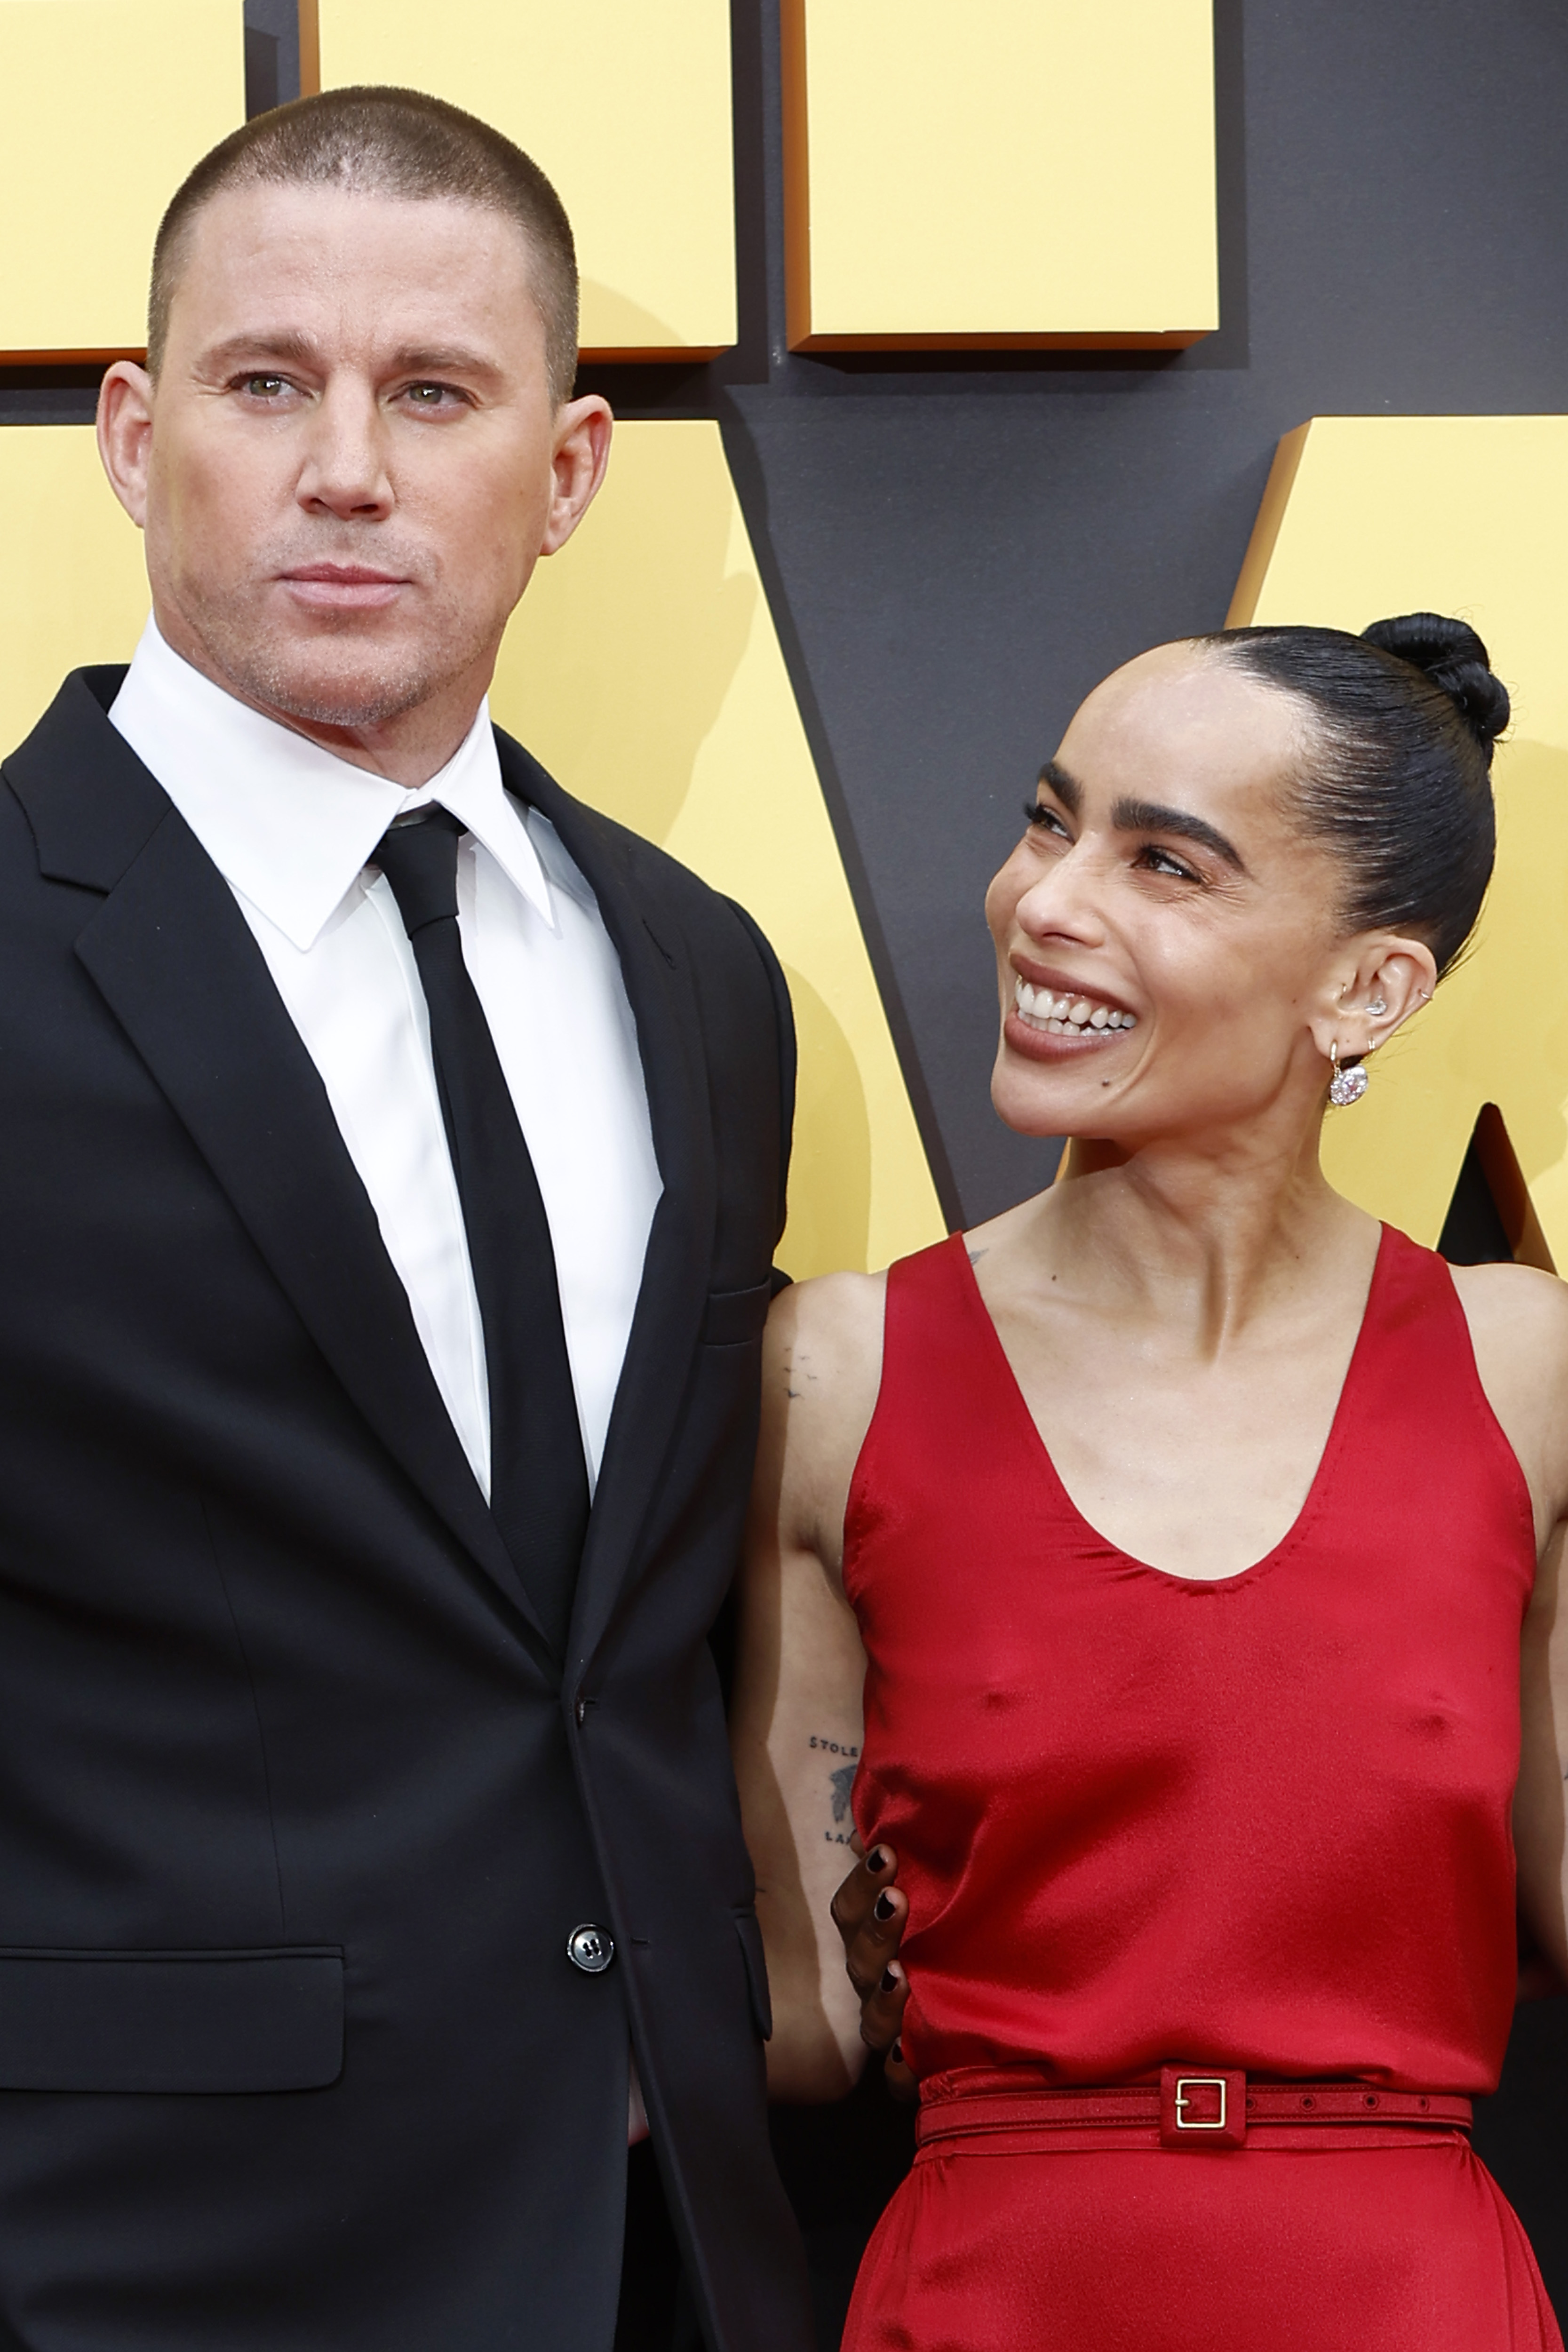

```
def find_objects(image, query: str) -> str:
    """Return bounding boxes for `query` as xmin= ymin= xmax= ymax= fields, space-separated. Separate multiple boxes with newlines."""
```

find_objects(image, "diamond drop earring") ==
xmin=1329 ymin=1043 xmax=1369 ymax=1107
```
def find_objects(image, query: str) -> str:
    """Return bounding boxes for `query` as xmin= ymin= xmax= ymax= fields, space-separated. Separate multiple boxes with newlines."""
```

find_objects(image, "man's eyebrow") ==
xmin=1112 ymin=795 xmax=1248 ymax=873
xmin=196 ymin=334 xmax=504 ymax=381
xmin=384 ymin=345 xmax=505 ymax=380
xmin=199 ymin=330 xmax=319 ymax=372
xmin=1038 ymin=758 xmax=1081 ymax=814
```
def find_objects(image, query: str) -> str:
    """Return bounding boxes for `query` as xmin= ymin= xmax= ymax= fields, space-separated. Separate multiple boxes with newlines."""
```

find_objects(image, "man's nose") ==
xmin=296 ymin=383 xmax=394 ymax=519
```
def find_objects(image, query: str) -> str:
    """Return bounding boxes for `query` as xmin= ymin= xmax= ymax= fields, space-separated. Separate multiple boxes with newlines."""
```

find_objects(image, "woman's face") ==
xmin=986 ymin=643 xmax=1355 ymax=1147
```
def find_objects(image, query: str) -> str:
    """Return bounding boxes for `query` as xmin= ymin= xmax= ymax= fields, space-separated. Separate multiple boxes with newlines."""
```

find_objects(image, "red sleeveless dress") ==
xmin=841 ymin=1227 xmax=1558 ymax=2352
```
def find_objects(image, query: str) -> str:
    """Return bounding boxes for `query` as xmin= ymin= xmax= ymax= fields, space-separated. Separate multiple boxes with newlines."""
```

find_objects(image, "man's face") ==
xmin=99 ymin=183 xmax=608 ymax=771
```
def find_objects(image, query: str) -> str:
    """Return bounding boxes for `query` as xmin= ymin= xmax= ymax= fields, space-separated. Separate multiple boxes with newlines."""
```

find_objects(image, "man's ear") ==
xmin=1307 ymin=934 xmax=1439 ymax=1069
xmin=97 ymin=362 xmax=156 ymax=530
xmin=540 ymin=394 xmax=613 ymax=558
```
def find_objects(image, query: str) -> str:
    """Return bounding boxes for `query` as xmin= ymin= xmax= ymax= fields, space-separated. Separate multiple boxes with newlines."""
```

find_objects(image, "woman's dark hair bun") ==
xmin=1360 ymin=612 xmax=1510 ymax=763
xmin=1208 ymin=610 xmax=1505 ymax=977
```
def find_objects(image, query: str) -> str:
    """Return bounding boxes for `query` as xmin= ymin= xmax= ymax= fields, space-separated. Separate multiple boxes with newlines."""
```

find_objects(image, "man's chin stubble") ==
xmin=218 ymin=639 xmax=447 ymax=733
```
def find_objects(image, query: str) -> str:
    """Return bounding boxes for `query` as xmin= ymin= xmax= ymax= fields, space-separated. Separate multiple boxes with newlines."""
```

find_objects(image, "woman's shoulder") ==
xmin=768 ymin=1265 xmax=888 ymax=1346
xmin=1446 ymin=1254 xmax=1568 ymax=1357
xmin=765 ymin=1267 xmax=888 ymax=1418
xmin=1446 ymin=1256 xmax=1568 ymax=1533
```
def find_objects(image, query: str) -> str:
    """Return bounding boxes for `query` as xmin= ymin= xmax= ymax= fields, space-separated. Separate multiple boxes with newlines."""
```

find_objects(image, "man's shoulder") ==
xmin=493 ymin=724 xmax=779 ymax=987
xmin=1 ymin=667 xmax=167 ymax=894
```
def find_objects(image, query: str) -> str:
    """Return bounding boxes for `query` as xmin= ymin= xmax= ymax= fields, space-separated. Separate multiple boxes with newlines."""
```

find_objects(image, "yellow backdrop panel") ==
xmin=782 ymin=0 xmax=1218 ymax=350
xmin=0 ymin=427 xmax=149 ymax=746
xmin=1228 ymin=415 xmax=1568 ymax=1261
xmin=315 ymin=0 xmax=736 ymax=360
xmin=0 ymin=420 xmax=942 ymax=1278
xmin=491 ymin=420 xmax=944 ymax=1276
xmin=0 ymin=0 xmax=242 ymax=358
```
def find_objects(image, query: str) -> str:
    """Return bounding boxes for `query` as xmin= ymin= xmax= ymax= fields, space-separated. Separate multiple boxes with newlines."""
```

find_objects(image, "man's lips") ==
xmin=278 ymin=565 xmax=411 ymax=612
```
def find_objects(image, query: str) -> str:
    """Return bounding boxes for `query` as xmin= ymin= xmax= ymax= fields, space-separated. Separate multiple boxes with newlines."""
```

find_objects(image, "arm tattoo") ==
xmin=810 ymin=1733 xmax=860 ymax=1844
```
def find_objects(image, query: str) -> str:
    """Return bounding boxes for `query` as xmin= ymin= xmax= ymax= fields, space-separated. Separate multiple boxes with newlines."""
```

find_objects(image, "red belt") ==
xmin=916 ymin=2067 xmax=1472 ymax=2154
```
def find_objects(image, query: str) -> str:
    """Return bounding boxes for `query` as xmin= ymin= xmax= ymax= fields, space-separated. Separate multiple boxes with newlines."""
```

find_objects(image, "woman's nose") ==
xmin=1015 ymin=843 xmax=1106 ymax=944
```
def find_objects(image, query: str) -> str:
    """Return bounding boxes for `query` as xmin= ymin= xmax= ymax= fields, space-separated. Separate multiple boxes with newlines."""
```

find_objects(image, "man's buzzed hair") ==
xmin=147 ymin=85 xmax=579 ymax=405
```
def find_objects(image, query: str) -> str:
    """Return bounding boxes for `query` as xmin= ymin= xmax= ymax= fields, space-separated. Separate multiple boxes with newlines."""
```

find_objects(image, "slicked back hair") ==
xmin=147 ymin=86 xmax=578 ymax=405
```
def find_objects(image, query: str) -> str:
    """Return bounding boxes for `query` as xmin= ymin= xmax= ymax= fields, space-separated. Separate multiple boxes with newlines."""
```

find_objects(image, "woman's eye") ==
xmin=1024 ymin=800 xmax=1070 ymax=840
xmin=1138 ymin=844 xmax=1199 ymax=881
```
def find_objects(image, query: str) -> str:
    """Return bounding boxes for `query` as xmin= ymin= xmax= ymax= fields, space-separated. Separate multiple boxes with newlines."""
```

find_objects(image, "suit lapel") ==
xmin=6 ymin=675 xmax=547 ymax=1644
xmin=499 ymin=739 xmax=717 ymax=1673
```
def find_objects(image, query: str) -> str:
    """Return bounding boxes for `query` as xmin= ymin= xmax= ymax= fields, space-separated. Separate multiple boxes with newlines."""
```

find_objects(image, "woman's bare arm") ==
xmin=1452 ymin=1261 xmax=1568 ymax=1980
xmin=730 ymin=1272 xmax=885 ymax=2101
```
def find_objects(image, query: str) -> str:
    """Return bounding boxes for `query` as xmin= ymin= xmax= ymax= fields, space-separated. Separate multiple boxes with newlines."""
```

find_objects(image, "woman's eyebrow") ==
xmin=1038 ymin=758 xmax=1081 ymax=813
xmin=1112 ymin=795 xmax=1248 ymax=874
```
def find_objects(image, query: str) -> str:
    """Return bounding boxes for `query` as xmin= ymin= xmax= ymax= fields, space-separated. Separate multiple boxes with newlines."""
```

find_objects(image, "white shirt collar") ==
xmin=108 ymin=618 xmax=556 ymax=952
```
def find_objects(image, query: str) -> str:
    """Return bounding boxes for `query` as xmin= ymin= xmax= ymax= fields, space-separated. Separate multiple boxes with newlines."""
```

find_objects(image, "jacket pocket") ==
xmin=732 ymin=1909 xmax=772 ymax=2042
xmin=0 ymin=1947 xmax=344 ymax=2093
xmin=700 ymin=1282 xmax=773 ymax=1349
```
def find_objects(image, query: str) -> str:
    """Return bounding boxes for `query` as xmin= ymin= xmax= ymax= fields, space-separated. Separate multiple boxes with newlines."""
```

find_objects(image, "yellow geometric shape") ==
xmin=1228 ymin=415 xmax=1568 ymax=1260
xmin=491 ymin=420 xmax=945 ymax=1276
xmin=782 ymin=0 xmax=1218 ymax=350
xmin=0 ymin=0 xmax=244 ymax=358
xmin=0 ymin=427 xmax=150 ymax=752
xmin=314 ymin=0 xmax=736 ymax=359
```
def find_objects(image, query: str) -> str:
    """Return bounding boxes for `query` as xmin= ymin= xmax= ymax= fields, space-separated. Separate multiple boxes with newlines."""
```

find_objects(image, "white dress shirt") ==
xmin=109 ymin=618 xmax=662 ymax=1499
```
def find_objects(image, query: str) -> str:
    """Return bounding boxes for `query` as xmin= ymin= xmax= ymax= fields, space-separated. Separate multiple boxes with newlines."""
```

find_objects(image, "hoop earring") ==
xmin=1329 ymin=1043 xmax=1369 ymax=1107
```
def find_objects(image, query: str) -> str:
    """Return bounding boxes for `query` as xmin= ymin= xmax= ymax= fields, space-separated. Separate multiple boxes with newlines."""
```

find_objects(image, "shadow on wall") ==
xmin=778 ymin=964 xmax=872 ymax=1281
xmin=494 ymin=336 xmax=754 ymax=844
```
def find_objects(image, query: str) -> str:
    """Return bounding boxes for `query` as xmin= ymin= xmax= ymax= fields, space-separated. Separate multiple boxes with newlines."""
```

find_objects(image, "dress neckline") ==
xmin=951 ymin=1222 xmax=1393 ymax=1590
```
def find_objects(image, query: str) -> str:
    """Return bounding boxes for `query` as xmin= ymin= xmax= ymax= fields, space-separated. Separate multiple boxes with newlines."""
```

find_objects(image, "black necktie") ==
xmin=374 ymin=809 xmax=588 ymax=1656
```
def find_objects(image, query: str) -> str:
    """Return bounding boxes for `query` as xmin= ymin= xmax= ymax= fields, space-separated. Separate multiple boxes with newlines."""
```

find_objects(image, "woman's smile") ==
xmin=1010 ymin=973 xmax=1139 ymax=1041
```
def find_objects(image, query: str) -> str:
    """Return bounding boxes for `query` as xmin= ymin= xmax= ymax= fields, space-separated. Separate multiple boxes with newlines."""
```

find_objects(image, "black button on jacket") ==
xmin=0 ymin=670 xmax=811 ymax=2352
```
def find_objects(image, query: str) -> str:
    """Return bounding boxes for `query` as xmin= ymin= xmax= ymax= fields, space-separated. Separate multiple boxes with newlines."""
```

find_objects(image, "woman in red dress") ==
xmin=732 ymin=614 xmax=1568 ymax=2350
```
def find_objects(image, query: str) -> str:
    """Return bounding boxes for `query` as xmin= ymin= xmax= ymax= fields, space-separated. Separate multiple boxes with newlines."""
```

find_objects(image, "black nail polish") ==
xmin=891 ymin=2040 xmax=904 ymax=2066
xmin=880 ymin=1968 xmax=898 ymax=1993
xmin=873 ymin=1892 xmax=895 ymax=1921
xmin=866 ymin=1849 xmax=888 ymax=1875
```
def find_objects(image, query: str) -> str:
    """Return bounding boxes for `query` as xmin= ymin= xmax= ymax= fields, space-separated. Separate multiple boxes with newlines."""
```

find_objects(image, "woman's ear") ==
xmin=1308 ymin=935 xmax=1439 ymax=1070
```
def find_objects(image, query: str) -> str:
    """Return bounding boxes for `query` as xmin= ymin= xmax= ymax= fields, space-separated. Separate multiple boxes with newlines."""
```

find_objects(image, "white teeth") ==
xmin=1014 ymin=977 xmax=1138 ymax=1035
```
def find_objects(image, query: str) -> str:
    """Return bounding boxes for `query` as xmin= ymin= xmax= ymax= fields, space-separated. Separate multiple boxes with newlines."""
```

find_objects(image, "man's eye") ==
xmin=1024 ymin=800 xmax=1070 ymax=839
xmin=242 ymin=376 xmax=287 ymax=398
xmin=404 ymin=383 xmax=456 ymax=407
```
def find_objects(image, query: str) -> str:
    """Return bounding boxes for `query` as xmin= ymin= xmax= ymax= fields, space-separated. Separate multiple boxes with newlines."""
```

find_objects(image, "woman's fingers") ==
xmin=831 ymin=1846 xmax=906 ymax=1997
xmin=831 ymin=1845 xmax=915 ymax=2097
xmin=857 ymin=1957 xmax=909 ymax=2054
xmin=883 ymin=2034 xmax=918 ymax=2104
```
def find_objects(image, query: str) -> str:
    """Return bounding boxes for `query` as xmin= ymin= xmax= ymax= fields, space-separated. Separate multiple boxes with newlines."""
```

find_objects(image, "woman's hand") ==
xmin=832 ymin=1841 xmax=916 ymax=2100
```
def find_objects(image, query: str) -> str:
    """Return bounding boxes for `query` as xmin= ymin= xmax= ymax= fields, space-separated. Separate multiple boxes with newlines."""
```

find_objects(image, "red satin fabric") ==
xmin=841 ymin=1227 xmax=1557 ymax=2351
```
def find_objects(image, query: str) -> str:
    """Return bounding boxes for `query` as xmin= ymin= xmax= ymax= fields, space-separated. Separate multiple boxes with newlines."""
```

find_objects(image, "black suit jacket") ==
xmin=0 ymin=671 xmax=813 ymax=2352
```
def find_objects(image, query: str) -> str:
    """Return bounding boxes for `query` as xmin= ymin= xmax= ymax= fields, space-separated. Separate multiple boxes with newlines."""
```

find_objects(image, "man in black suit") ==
xmin=0 ymin=85 xmax=812 ymax=2352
